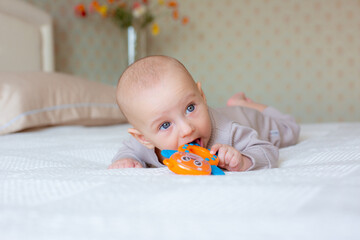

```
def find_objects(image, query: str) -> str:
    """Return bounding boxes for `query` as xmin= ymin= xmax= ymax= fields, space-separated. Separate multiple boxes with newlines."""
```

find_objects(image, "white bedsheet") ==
xmin=1 ymin=123 xmax=360 ymax=240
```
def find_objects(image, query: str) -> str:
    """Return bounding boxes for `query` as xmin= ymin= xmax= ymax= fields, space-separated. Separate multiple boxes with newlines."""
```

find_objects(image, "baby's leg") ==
xmin=226 ymin=92 xmax=300 ymax=147
xmin=227 ymin=92 xmax=267 ymax=112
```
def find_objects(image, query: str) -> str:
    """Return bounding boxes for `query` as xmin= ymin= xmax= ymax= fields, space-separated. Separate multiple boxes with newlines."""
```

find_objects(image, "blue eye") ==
xmin=186 ymin=104 xmax=195 ymax=114
xmin=159 ymin=122 xmax=171 ymax=130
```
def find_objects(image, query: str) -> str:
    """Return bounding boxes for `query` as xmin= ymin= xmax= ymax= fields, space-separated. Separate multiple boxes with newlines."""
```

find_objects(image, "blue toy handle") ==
xmin=211 ymin=165 xmax=225 ymax=175
xmin=161 ymin=149 xmax=177 ymax=158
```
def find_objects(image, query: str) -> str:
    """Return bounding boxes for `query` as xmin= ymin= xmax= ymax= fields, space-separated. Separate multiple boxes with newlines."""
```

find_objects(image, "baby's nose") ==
xmin=179 ymin=120 xmax=194 ymax=137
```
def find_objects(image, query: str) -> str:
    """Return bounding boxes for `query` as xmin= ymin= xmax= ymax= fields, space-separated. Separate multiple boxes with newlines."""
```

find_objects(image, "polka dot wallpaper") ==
xmin=25 ymin=0 xmax=360 ymax=123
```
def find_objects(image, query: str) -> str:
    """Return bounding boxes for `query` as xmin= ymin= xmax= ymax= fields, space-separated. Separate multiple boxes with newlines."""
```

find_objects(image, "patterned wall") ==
xmin=24 ymin=0 xmax=360 ymax=123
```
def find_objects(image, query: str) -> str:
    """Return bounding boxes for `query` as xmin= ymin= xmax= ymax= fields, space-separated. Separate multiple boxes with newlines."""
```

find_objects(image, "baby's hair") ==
xmin=116 ymin=55 xmax=194 ymax=119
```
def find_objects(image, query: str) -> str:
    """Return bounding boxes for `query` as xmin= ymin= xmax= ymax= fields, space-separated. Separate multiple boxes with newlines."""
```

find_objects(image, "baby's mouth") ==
xmin=189 ymin=138 xmax=202 ymax=147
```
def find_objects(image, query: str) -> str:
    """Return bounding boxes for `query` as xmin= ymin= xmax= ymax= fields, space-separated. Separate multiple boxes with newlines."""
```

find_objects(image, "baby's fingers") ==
xmin=229 ymin=156 xmax=240 ymax=168
xmin=108 ymin=158 xmax=142 ymax=169
xmin=210 ymin=144 xmax=223 ymax=155
xmin=125 ymin=160 xmax=142 ymax=168
xmin=108 ymin=160 xmax=126 ymax=169
xmin=216 ymin=147 xmax=230 ymax=166
xmin=228 ymin=151 xmax=241 ymax=167
xmin=123 ymin=161 xmax=134 ymax=168
xmin=134 ymin=161 xmax=143 ymax=168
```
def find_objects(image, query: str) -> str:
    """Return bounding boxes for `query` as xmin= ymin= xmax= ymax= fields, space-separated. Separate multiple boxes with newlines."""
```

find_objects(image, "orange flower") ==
xmin=182 ymin=16 xmax=189 ymax=25
xmin=91 ymin=1 xmax=100 ymax=8
xmin=172 ymin=9 xmax=179 ymax=20
xmin=74 ymin=0 xmax=189 ymax=35
xmin=89 ymin=1 xmax=99 ymax=13
xmin=74 ymin=4 xmax=86 ymax=17
xmin=90 ymin=1 xmax=108 ymax=17
xmin=167 ymin=1 xmax=178 ymax=8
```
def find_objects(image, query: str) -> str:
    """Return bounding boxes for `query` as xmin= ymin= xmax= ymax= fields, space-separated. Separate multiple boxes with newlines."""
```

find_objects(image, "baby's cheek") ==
xmin=157 ymin=139 xmax=178 ymax=151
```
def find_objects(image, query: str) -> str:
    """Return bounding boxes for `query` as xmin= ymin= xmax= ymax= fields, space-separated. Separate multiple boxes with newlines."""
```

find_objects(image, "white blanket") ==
xmin=1 ymin=123 xmax=360 ymax=240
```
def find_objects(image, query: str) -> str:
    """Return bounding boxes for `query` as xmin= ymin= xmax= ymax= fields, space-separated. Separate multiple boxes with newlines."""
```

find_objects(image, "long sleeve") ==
xmin=111 ymin=136 xmax=161 ymax=168
xmin=208 ymin=108 xmax=279 ymax=170
xmin=230 ymin=123 xmax=279 ymax=170
xmin=216 ymin=106 xmax=300 ymax=148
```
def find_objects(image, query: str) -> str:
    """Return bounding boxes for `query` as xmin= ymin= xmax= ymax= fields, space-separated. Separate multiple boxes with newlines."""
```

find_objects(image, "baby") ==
xmin=109 ymin=55 xmax=300 ymax=171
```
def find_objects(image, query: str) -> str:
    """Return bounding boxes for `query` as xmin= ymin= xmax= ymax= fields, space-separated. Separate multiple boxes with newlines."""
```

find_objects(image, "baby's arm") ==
xmin=108 ymin=158 xmax=143 ymax=169
xmin=210 ymin=144 xmax=253 ymax=171
xmin=231 ymin=124 xmax=279 ymax=170
xmin=109 ymin=136 xmax=149 ymax=169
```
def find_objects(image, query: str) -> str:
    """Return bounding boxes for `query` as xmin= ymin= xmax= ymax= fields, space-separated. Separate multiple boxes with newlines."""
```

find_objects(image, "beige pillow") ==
xmin=0 ymin=72 xmax=126 ymax=135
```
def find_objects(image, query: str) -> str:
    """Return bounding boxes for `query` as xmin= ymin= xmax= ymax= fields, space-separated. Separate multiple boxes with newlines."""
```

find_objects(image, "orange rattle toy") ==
xmin=161 ymin=143 xmax=225 ymax=175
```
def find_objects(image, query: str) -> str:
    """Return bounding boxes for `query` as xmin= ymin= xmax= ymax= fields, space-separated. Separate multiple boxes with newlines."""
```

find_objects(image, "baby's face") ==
xmin=129 ymin=69 xmax=212 ymax=151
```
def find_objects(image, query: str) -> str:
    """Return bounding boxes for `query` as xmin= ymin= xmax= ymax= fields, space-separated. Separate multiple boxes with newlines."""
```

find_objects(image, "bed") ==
xmin=1 ymin=1 xmax=360 ymax=240
xmin=1 ymin=123 xmax=360 ymax=239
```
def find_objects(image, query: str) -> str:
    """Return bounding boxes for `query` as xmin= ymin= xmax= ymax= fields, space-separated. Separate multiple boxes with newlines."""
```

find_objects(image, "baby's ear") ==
xmin=128 ymin=128 xmax=155 ymax=149
xmin=196 ymin=82 xmax=207 ymax=103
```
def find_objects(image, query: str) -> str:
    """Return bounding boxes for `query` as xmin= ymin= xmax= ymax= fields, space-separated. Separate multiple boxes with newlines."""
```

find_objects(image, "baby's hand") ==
xmin=210 ymin=144 xmax=253 ymax=171
xmin=108 ymin=158 xmax=143 ymax=169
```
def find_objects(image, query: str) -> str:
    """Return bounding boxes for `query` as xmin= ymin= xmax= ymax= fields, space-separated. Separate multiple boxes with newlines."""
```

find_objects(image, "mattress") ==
xmin=1 ymin=122 xmax=360 ymax=240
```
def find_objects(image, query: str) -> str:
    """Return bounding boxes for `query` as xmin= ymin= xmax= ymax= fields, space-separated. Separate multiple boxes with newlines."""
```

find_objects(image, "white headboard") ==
xmin=0 ymin=0 xmax=54 ymax=72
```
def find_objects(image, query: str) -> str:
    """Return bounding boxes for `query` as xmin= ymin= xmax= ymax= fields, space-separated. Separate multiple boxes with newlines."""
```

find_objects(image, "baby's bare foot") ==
xmin=227 ymin=92 xmax=267 ymax=112
xmin=227 ymin=92 xmax=253 ymax=106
